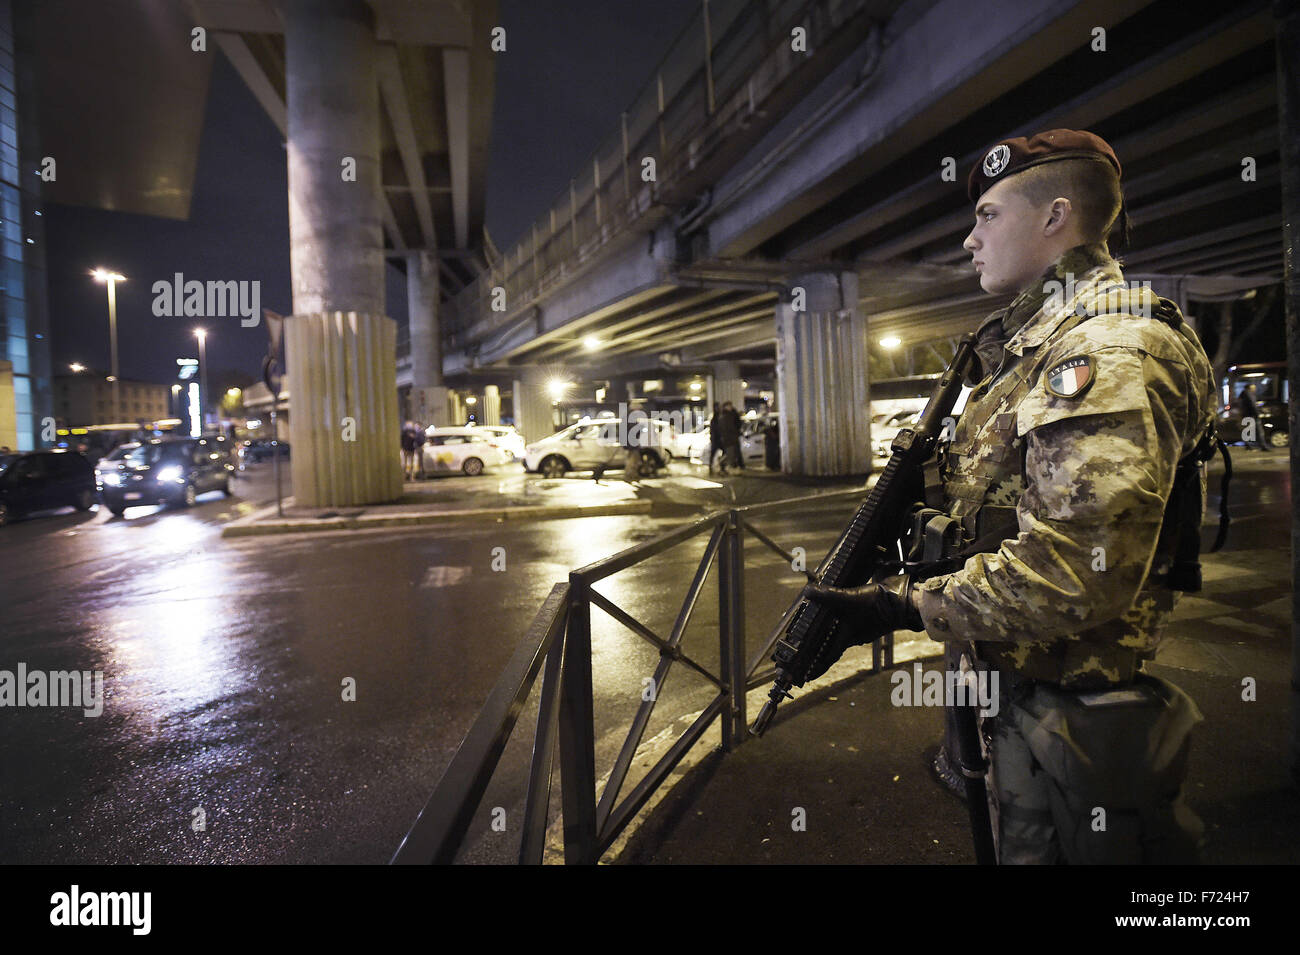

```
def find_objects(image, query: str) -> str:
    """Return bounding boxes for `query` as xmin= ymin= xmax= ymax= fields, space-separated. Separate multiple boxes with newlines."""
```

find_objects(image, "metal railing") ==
xmin=391 ymin=486 xmax=895 ymax=865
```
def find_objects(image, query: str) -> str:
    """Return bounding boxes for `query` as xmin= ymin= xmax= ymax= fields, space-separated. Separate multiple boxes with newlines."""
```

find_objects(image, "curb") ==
xmin=220 ymin=499 xmax=653 ymax=537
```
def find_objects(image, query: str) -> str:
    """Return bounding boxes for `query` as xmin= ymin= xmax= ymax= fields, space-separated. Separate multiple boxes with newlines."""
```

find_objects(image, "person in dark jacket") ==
xmin=715 ymin=401 xmax=743 ymax=473
xmin=1233 ymin=384 xmax=1269 ymax=450
xmin=707 ymin=402 xmax=722 ymax=473
xmin=400 ymin=420 xmax=418 ymax=479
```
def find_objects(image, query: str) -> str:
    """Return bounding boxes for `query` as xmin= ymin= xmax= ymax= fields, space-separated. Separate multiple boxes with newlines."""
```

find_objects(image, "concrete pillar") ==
xmin=285 ymin=311 xmax=404 ymax=506
xmin=512 ymin=367 xmax=556 ymax=443
xmin=284 ymin=0 xmax=399 ymax=505
xmin=407 ymin=248 xmax=451 ymax=427
xmin=606 ymin=379 xmax=629 ymax=404
xmin=710 ymin=360 xmax=745 ymax=411
xmin=775 ymin=271 xmax=872 ymax=476
xmin=285 ymin=0 xmax=384 ymax=316
xmin=483 ymin=384 xmax=501 ymax=425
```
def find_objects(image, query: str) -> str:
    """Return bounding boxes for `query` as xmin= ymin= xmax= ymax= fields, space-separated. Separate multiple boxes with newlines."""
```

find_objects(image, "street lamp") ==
xmin=171 ymin=383 xmax=181 ymax=419
xmin=194 ymin=328 xmax=208 ymax=434
xmin=92 ymin=269 xmax=125 ymax=422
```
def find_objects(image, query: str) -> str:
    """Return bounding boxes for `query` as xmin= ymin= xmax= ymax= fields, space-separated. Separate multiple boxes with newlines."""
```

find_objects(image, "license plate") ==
xmin=124 ymin=492 xmax=142 ymax=500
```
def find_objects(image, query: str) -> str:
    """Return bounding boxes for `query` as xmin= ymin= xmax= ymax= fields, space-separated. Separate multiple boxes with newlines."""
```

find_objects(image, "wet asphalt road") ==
xmin=0 ymin=462 xmax=854 ymax=863
xmin=1 ymin=447 xmax=1284 ymax=864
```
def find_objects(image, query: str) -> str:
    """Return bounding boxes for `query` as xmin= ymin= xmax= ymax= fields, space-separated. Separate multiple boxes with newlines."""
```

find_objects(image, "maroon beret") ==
xmin=967 ymin=129 xmax=1122 ymax=202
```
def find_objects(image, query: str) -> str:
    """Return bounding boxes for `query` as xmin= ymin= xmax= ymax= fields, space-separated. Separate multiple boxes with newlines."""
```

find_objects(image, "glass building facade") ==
xmin=0 ymin=0 xmax=52 ymax=451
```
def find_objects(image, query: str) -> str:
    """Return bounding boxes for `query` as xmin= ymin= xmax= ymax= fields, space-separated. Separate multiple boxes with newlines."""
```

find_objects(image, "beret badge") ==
xmin=982 ymin=144 xmax=1011 ymax=178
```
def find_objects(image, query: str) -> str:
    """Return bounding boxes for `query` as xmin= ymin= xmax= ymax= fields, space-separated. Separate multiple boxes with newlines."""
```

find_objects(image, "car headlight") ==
xmin=155 ymin=465 xmax=185 ymax=484
xmin=102 ymin=472 xmax=123 ymax=486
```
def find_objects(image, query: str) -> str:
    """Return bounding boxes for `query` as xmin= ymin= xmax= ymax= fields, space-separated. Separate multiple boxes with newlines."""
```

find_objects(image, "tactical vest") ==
xmin=924 ymin=287 xmax=1225 ymax=686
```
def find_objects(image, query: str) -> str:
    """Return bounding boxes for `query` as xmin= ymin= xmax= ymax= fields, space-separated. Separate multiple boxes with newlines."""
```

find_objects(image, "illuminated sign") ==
xmin=188 ymin=382 xmax=201 ymax=437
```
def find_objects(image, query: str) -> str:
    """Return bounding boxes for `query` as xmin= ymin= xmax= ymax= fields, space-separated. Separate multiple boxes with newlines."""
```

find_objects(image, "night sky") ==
xmin=43 ymin=0 xmax=702 ymax=387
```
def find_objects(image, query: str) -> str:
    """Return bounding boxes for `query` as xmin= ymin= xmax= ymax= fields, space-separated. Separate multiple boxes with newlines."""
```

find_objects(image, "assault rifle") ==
xmin=751 ymin=332 xmax=981 ymax=736
xmin=751 ymin=332 xmax=995 ymax=863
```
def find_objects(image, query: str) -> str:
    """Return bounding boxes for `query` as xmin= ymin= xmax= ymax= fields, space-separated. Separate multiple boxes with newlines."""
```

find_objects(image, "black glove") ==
xmin=797 ymin=574 xmax=923 ymax=681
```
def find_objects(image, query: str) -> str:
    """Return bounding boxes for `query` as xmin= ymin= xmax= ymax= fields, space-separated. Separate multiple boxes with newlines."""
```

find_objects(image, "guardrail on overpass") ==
xmin=448 ymin=0 xmax=874 ymax=356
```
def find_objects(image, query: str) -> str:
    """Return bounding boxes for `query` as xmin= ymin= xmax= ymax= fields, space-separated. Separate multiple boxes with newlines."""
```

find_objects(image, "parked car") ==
xmin=465 ymin=425 xmax=526 ymax=461
xmin=523 ymin=419 xmax=668 ymax=478
xmin=1217 ymin=363 xmax=1288 ymax=449
xmin=736 ymin=412 xmax=777 ymax=466
xmin=674 ymin=420 xmax=713 ymax=461
xmin=423 ymin=427 xmax=512 ymax=476
xmin=0 ymin=450 xmax=97 ymax=526
xmin=95 ymin=442 xmax=139 ymax=490
xmin=99 ymin=435 xmax=234 ymax=516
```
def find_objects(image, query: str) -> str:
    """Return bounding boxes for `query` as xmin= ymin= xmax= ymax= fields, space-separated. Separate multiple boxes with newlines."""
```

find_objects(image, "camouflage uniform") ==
xmin=914 ymin=242 xmax=1219 ymax=863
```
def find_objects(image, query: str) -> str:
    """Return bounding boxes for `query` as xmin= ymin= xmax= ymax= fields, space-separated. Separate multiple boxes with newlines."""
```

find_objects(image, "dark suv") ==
xmin=0 ymin=450 xmax=97 ymax=526
xmin=99 ymin=436 xmax=234 ymax=516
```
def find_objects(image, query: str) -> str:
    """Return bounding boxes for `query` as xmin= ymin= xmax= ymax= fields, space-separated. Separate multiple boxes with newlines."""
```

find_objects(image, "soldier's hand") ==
xmin=800 ymin=573 xmax=924 ymax=640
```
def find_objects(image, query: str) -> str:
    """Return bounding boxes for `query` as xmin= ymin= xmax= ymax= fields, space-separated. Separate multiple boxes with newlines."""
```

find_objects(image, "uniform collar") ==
xmin=1003 ymin=243 xmax=1123 ymax=356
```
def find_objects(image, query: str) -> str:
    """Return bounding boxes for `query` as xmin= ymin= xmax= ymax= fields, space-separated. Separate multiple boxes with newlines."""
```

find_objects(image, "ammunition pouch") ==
xmin=1002 ymin=673 xmax=1204 ymax=863
xmin=902 ymin=503 xmax=1019 ymax=581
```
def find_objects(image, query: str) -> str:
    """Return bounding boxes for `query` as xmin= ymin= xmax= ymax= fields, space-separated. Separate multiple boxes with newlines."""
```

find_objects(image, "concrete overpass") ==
xmin=438 ymin=0 xmax=1290 ymax=474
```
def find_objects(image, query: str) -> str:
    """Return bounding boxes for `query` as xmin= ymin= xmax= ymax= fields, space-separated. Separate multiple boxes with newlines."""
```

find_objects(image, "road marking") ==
xmin=420 ymin=565 xmax=471 ymax=588
xmin=638 ymin=477 xmax=723 ymax=489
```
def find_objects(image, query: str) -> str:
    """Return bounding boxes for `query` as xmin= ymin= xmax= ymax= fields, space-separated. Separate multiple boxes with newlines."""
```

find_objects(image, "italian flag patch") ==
xmin=1045 ymin=355 xmax=1094 ymax=399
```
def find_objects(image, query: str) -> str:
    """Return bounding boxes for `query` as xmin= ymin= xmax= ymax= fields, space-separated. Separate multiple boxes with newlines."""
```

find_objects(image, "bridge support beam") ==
xmin=774 ymin=271 xmax=872 ymax=476
xmin=284 ymin=0 xmax=399 ymax=505
xmin=408 ymin=248 xmax=451 ymax=427
xmin=513 ymin=367 xmax=557 ymax=444
xmin=483 ymin=384 xmax=501 ymax=426
xmin=708 ymin=361 xmax=745 ymax=413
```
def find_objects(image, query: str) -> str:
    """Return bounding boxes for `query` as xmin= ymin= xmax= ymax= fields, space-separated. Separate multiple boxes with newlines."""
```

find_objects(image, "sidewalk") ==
xmin=221 ymin=462 xmax=868 ymax=537
xmin=611 ymin=448 xmax=1299 ymax=864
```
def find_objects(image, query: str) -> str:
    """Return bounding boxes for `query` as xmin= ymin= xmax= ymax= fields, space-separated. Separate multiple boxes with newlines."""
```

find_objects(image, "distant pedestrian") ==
xmin=715 ymin=401 xmax=743 ymax=474
xmin=707 ymin=402 xmax=722 ymax=473
xmin=1233 ymin=385 xmax=1269 ymax=450
xmin=412 ymin=421 xmax=428 ymax=478
xmin=400 ymin=420 xmax=419 ymax=479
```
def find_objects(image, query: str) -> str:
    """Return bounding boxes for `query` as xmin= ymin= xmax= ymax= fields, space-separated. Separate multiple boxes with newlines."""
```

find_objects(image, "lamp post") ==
xmin=92 ymin=269 xmax=125 ymax=423
xmin=194 ymin=328 xmax=208 ymax=434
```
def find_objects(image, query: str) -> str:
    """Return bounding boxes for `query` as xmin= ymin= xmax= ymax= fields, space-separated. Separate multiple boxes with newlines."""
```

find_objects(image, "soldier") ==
xmin=802 ymin=129 xmax=1219 ymax=863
